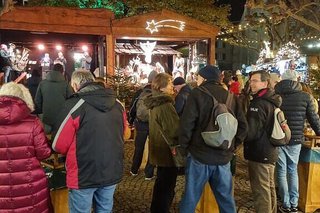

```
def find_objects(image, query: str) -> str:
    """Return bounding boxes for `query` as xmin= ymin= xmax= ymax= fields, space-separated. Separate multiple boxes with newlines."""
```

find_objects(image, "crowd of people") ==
xmin=1 ymin=61 xmax=320 ymax=213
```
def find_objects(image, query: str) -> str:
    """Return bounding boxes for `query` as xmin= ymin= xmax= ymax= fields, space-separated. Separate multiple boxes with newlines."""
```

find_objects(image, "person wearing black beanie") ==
xmin=197 ymin=65 xmax=221 ymax=81
xmin=179 ymin=64 xmax=248 ymax=212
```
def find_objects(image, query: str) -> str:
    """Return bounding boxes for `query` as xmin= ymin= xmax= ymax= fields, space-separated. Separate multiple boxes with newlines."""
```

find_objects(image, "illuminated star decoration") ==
xmin=146 ymin=19 xmax=185 ymax=34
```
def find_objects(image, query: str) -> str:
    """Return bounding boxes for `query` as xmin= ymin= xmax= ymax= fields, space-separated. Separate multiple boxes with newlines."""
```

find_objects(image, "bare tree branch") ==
xmin=278 ymin=0 xmax=320 ymax=32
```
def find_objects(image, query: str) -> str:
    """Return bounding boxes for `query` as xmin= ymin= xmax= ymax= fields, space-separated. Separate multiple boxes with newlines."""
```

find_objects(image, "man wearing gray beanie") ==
xmin=179 ymin=65 xmax=248 ymax=212
xmin=275 ymin=70 xmax=320 ymax=213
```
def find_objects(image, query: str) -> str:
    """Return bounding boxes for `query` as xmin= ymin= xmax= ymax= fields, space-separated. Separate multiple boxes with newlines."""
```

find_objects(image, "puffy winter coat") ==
xmin=144 ymin=91 xmax=180 ymax=167
xmin=0 ymin=96 xmax=51 ymax=213
xmin=275 ymin=80 xmax=320 ymax=145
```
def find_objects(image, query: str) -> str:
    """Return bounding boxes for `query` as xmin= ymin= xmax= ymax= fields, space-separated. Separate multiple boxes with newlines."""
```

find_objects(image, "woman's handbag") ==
xmin=156 ymin=122 xmax=186 ymax=168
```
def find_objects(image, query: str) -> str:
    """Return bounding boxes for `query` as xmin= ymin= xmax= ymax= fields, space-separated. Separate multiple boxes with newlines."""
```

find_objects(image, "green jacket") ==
xmin=144 ymin=91 xmax=179 ymax=167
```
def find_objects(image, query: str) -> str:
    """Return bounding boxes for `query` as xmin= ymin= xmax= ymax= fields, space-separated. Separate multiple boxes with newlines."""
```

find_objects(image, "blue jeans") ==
xmin=69 ymin=184 xmax=116 ymax=213
xmin=3 ymin=66 xmax=11 ymax=83
xmin=276 ymin=144 xmax=301 ymax=209
xmin=179 ymin=155 xmax=236 ymax=213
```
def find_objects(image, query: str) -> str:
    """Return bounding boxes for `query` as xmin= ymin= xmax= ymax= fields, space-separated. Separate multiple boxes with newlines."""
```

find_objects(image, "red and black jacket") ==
xmin=53 ymin=83 xmax=124 ymax=189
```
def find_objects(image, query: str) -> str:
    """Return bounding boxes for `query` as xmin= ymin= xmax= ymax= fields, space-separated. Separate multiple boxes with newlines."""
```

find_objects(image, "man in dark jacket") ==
xmin=245 ymin=70 xmax=281 ymax=213
xmin=275 ymin=70 xmax=320 ymax=213
xmin=35 ymin=63 xmax=73 ymax=134
xmin=173 ymin=77 xmax=192 ymax=117
xmin=128 ymin=72 xmax=156 ymax=180
xmin=52 ymin=70 xmax=124 ymax=212
xmin=179 ymin=65 xmax=248 ymax=213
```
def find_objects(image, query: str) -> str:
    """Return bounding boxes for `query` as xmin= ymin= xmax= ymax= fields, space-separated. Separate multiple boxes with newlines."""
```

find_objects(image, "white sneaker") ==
xmin=130 ymin=171 xmax=138 ymax=176
xmin=144 ymin=176 xmax=155 ymax=181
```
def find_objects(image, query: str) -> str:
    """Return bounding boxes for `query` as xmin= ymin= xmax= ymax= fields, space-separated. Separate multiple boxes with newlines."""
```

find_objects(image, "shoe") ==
xmin=130 ymin=171 xmax=138 ymax=176
xmin=144 ymin=176 xmax=155 ymax=181
xmin=291 ymin=207 xmax=298 ymax=213
xmin=279 ymin=206 xmax=291 ymax=213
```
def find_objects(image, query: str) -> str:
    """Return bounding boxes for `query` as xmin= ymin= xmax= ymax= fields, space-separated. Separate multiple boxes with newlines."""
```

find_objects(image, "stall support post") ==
xmin=208 ymin=37 xmax=216 ymax=65
xmin=106 ymin=34 xmax=115 ymax=76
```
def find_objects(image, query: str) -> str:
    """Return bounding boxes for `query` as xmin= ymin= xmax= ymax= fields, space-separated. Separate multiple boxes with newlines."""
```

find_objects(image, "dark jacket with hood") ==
xmin=179 ymin=80 xmax=248 ymax=165
xmin=244 ymin=88 xmax=281 ymax=164
xmin=144 ymin=91 xmax=180 ymax=167
xmin=35 ymin=70 xmax=73 ymax=126
xmin=129 ymin=84 xmax=152 ymax=131
xmin=275 ymin=80 xmax=320 ymax=145
xmin=174 ymin=84 xmax=192 ymax=117
xmin=52 ymin=83 xmax=124 ymax=189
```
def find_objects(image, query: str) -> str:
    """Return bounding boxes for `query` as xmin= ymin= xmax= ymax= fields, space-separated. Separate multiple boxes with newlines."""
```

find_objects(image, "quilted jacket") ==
xmin=0 ymin=96 xmax=51 ymax=213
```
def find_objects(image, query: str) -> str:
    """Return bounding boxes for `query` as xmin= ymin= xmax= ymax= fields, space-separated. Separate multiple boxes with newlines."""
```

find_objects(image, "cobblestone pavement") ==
xmin=113 ymin=141 xmax=256 ymax=213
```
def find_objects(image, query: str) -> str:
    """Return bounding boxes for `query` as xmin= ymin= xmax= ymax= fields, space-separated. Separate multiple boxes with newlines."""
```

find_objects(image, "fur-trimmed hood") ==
xmin=144 ymin=90 xmax=174 ymax=110
xmin=0 ymin=82 xmax=34 ymax=124
xmin=0 ymin=82 xmax=34 ymax=111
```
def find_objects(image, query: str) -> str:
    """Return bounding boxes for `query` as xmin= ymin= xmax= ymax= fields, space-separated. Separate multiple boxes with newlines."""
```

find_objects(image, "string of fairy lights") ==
xmin=216 ymin=18 xmax=320 ymax=48
xmin=217 ymin=33 xmax=320 ymax=47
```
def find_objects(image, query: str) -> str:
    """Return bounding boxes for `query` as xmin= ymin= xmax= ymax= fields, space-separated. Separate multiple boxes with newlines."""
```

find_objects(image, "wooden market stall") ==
xmin=0 ymin=6 xmax=114 ymax=77
xmin=111 ymin=9 xmax=219 ymax=75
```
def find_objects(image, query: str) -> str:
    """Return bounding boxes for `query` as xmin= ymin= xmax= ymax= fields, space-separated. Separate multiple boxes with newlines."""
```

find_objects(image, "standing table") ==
xmin=298 ymin=135 xmax=320 ymax=213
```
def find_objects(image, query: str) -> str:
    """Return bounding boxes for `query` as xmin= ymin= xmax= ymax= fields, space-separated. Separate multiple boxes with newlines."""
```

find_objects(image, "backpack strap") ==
xmin=226 ymin=93 xmax=234 ymax=109
xmin=198 ymin=86 xmax=233 ymax=109
xmin=197 ymin=86 xmax=218 ymax=106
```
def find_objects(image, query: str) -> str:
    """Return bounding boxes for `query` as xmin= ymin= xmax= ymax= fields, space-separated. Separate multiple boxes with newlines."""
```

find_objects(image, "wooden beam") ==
xmin=0 ymin=6 xmax=113 ymax=35
xmin=209 ymin=37 xmax=216 ymax=65
xmin=106 ymin=34 xmax=115 ymax=76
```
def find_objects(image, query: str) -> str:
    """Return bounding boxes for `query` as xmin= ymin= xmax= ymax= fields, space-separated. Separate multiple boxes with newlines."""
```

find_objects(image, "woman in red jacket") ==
xmin=0 ymin=82 xmax=52 ymax=213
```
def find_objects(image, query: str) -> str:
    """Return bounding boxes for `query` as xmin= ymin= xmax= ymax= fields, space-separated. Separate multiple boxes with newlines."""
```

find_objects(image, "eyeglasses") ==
xmin=249 ymin=79 xmax=263 ymax=83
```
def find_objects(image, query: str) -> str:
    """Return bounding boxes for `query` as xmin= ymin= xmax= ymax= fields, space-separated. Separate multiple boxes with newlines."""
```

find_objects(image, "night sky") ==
xmin=215 ymin=0 xmax=247 ymax=23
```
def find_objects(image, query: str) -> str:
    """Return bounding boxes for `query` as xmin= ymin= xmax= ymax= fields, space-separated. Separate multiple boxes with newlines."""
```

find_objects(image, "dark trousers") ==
xmin=131 ymin=130 xmax=154 ymax=177
xmin=150 ymin=167 xmax=178 ymax=213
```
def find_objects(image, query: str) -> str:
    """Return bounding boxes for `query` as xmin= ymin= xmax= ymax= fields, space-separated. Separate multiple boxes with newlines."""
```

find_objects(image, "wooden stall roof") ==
xmin=115 ymin=43 xmax=180 ymax=55
xmin=0 ymin=6 xmax=114 ymax=35
xmin=112 ymin=9 xmax=219 ymax=40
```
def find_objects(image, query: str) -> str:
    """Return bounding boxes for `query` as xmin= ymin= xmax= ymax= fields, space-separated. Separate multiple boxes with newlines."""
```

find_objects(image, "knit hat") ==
xmin=173 ymin=77 xmax=186 ymax=86
xmin=198 ymin=65 xmax=221 ymax=81
xmin=148 ymin=70 xmax=158 ymax=83
xmin=281 ymin=70 xmax=298 ymax=81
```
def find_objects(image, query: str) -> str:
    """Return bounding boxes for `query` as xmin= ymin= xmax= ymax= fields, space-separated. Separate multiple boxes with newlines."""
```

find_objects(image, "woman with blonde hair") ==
xmin=0 ymin=82 xmax=52 ymax=213
xmin=144 ymin=73 xmax=180 ymax=213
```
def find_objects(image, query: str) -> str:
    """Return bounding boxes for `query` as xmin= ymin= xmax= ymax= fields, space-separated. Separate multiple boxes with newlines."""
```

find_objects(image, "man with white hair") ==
xmin=53 ymin=70 xmax=125 ymax=213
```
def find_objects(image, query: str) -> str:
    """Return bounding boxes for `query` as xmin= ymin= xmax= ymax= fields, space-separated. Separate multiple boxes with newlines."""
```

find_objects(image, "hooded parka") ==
xmin=144 ymin=91 xmax=180 ymax=167
xmin=52 ymin=83 xmax=124 ymax=189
